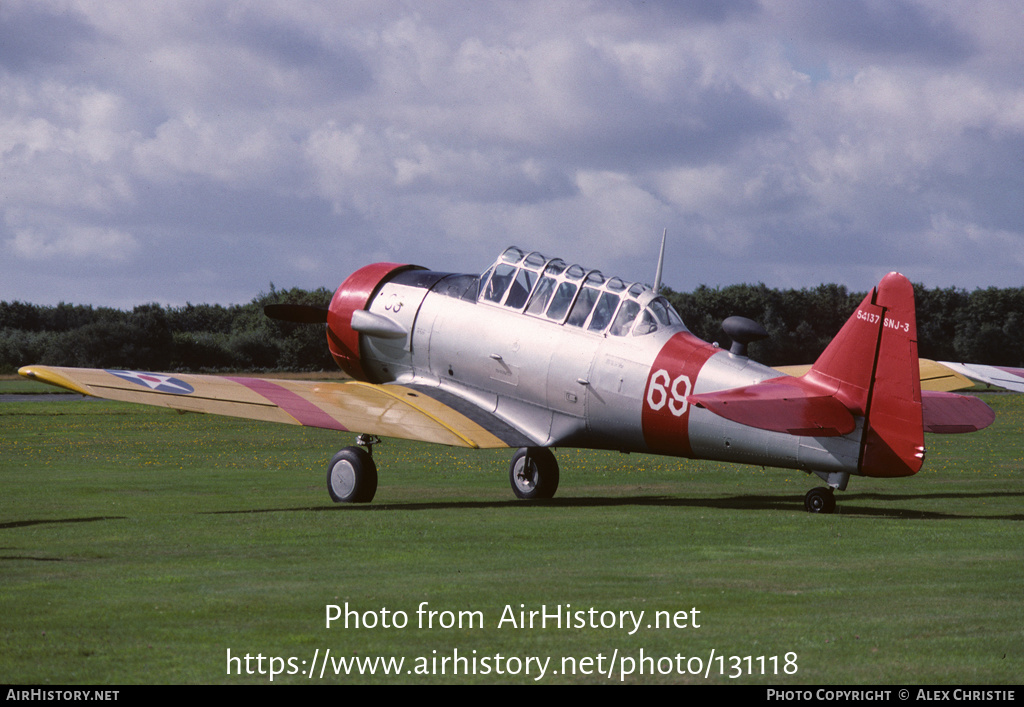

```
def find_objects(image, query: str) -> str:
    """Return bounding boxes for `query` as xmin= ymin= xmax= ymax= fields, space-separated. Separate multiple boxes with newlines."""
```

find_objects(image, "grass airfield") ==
xmin=1 ymin=380 xmax=1021 ymax=684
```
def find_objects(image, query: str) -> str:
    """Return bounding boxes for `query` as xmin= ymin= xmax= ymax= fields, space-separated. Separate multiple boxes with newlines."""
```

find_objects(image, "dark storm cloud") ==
xmin=0 ymin=3 xmax=97 ymax=71
xmin=614 ymin=0 xmax=761 ymax=24
xmin=947 ymin=129 xmax=1024 ymax=233
xmin=217 ymin=10 xmax=374 ymax=97
xmin=563 ymin=84 xmax=786 ymax=171
xmin=788 ymin=0 xmax=976 ymax=63
xmin=125 ymin=178 xmax=338 ymax=240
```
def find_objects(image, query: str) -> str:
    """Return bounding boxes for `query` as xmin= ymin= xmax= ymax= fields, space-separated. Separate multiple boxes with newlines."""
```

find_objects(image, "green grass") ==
xmin=1 ymin=387 xmax=1021 ymax=684
xmin=0 ymin=378 xmax=70 ymax=394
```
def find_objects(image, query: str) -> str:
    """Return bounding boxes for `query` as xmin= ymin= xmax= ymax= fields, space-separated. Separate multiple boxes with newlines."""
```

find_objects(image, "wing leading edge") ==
xmin=18 ymin=365 xmax=513 ymax=450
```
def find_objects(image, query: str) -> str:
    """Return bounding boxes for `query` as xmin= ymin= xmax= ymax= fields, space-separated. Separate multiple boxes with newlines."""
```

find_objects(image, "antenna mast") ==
xmin=653 ymin=228 xmax=667 ymax=293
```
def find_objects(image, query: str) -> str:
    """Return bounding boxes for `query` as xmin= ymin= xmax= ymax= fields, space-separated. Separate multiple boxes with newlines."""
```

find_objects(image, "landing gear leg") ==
xmin=326 ymin=435 xmax=381 ymax=503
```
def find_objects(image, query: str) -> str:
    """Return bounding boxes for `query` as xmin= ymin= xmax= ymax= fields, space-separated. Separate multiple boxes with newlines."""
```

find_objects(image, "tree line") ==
xmin=0 ymin=286 xmax=335 ymax=374
xmin=663 ymin=282 xmax=1024 ymax=367
xmin=2 ymin=282 xmax=1022 ymax=374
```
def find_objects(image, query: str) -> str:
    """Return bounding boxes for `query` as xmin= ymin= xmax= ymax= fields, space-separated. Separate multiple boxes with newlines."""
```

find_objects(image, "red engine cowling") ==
xmin=327 ymin=262 xmax=415 ymax=380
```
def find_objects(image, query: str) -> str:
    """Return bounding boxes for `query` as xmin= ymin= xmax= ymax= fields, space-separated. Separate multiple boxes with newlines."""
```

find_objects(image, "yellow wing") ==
xmin=773 ymin=359 xmax=974 ymax=392
xmin=18 ymin=365 xmax=520 ymax=450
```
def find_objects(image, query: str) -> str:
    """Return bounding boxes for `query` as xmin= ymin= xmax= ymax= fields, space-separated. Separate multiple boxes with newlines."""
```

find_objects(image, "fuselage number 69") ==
xmin=646 ymin=369 xmax=692 ymax=417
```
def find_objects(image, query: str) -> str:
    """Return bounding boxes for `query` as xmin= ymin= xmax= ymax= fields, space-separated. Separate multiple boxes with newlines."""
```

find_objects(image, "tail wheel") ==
xmin=327 ymin=446 xmax=378 ymax=503
xmin=509 ymin=447 xmax=559 ymax=500
xmin=804 ymin=487 xmax=836 ymax=514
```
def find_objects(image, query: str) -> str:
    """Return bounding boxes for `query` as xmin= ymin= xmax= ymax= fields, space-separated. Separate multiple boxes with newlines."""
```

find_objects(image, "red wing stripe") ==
xmin=226 ymin=377 xmax=348 ymax=431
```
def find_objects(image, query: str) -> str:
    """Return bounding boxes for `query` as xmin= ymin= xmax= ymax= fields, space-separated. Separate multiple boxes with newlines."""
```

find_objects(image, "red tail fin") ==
xmin=807 ymin=273 xmax=924 ymax=477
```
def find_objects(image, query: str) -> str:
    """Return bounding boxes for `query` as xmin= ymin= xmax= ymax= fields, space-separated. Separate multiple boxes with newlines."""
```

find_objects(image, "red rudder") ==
xmin=807 ymin=272 xmax=924 ymax=477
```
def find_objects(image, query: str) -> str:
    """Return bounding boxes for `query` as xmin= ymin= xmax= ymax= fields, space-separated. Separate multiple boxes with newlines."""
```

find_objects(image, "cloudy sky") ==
xmin=2 ymin=1 xmax=1022 ymax=308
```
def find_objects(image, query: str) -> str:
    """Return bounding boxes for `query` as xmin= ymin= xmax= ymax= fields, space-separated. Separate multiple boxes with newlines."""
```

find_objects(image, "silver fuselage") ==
xmin=353 ymin=273 xmax=863 ymax=479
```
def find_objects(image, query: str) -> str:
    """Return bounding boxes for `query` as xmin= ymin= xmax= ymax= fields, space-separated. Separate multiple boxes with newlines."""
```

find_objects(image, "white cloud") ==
xmin=7 ymin=225 xmax=139 ymax=262
xmin=133 ymin=112 xmax=287 ymax=184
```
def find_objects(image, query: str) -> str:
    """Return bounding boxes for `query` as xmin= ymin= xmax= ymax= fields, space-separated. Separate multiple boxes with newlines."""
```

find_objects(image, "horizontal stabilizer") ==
xmin=921 ymin=391 xmax=995 ymax=433
xmin=690 ymin=376 xmax=855 ymax=437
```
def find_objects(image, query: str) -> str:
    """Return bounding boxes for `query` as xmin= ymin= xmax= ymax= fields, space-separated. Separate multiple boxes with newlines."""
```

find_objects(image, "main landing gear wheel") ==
xmin=804 ymin=487 xmax=836 ymax=514
xmin=509 ymin=447 xmax=559 ymax=500
xmin=327 ymin=446 xmax=378 ymax=503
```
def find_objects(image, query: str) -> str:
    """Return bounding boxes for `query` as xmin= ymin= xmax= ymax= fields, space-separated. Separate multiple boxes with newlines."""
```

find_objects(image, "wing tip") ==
xmin=18 ymin=365 xmax=94 ymax=397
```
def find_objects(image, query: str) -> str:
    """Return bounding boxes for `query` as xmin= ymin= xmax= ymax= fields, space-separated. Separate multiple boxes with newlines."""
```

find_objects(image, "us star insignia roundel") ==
xmin=107 ymin=370 xmax=195 ymax=395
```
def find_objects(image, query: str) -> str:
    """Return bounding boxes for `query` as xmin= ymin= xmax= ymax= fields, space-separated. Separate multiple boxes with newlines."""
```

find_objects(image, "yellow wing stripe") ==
xmin=342 ymin=382 xmax=479 ymax=448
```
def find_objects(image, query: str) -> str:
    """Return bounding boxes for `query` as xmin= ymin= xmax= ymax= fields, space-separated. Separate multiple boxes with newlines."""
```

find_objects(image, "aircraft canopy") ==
xmin=478 ymin=246 xmax=686 ymax=337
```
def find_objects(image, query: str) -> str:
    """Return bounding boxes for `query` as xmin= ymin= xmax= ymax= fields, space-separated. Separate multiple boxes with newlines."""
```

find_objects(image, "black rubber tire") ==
xmin=804 ymin=487 xmax=836 ymax=514
xmin=327 ymin=447 xmax=378 ymax=503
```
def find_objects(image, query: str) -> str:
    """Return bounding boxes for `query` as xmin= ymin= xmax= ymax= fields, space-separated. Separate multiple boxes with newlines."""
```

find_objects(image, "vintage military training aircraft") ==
xmin=20 ymin=245 xmax=998 ymax=513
